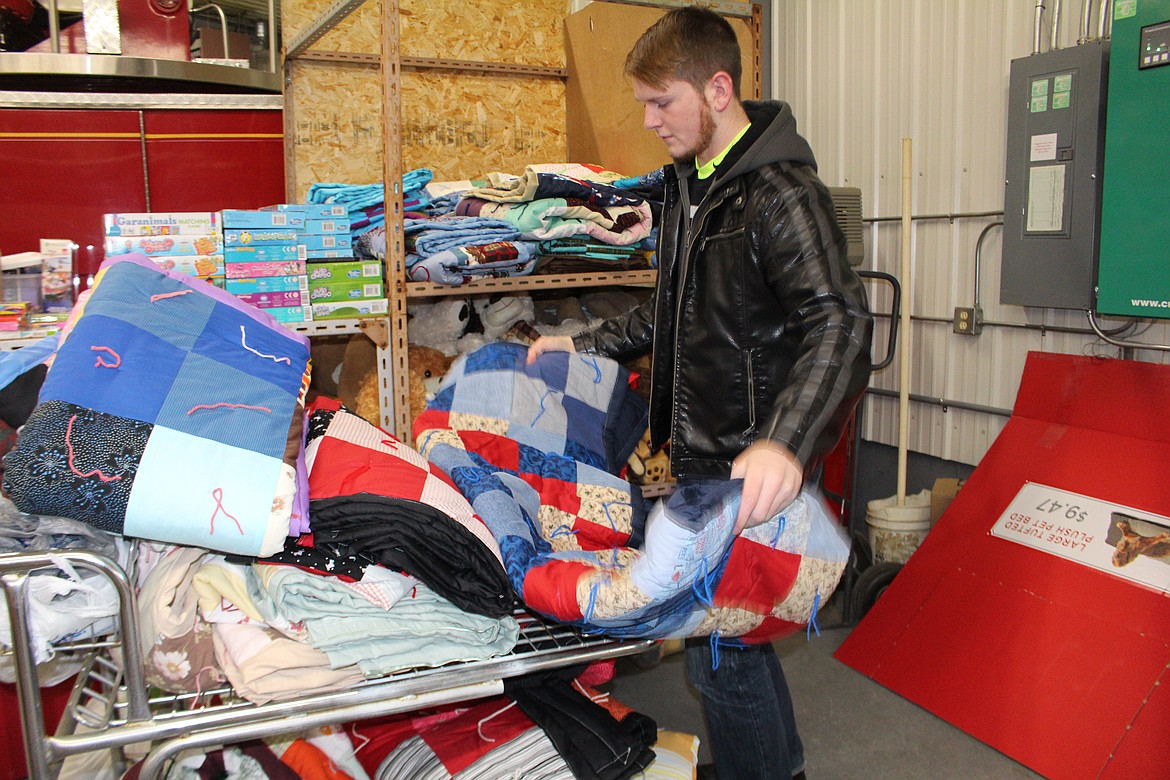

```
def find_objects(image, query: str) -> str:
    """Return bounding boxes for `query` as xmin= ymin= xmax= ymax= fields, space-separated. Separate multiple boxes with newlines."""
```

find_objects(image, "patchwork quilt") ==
xmin=2 ymin=254 xmax=311 ymax=557
xmin=414 ymin=343 xmax=850 ymax=644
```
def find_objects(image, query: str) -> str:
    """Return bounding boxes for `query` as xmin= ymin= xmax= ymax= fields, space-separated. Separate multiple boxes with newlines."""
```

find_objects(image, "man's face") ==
xmin=632 ymin=78 xmax=717 ymax=164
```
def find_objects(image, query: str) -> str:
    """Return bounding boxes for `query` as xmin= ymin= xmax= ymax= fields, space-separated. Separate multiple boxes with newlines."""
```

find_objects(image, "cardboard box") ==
xmin=224 ymin=259 xmax=308 ymax=279
xmin=223 ymin=244 xmax=304 ymax=265
xmin=304 ymin=249 xmax=355 ymax=260
xmin=103 ymin=211 xmax=220 ymax=237
xmin=105 ymin=234 xmax=222 ymax=258
xmin=224 ymin=275 xmax=309 ymax=295
xmin=307 ymin=278 xmax=384 ymax=303
xmin=220 ymin=209 xmax=305 ymax=230
xmin=150 ymin=255 xmax=225 ymax=278
xmin=311 ymin=298 xmax=388 ymax=320
xmin=40 ymin=238 xmax=74 ymax=313
xmin=267 ymin=203 xmax=348 ymax=220
xmin=223 ymin=229 xmax=302 ymax=247
xmin=233 ymin=289 xmax=310 ymax=309
xmin=260 ymin=305 xmax=313 ymax=323
xmin=299 ymin=233 xmax=353 ymax=252
xmin=306 ymin=260 xmax=382 ymax=281
xmin=930 ymin=478 xmax=966 ymax=524
xmin=303 ymin=218 xmax=351 ymax=234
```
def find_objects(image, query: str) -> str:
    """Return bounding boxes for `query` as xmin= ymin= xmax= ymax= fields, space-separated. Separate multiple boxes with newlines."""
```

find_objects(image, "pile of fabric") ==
xmin=415 ymin=343 xmax=851 ymax=645
xmin=345 ymin=162 xmax=659 ymax=286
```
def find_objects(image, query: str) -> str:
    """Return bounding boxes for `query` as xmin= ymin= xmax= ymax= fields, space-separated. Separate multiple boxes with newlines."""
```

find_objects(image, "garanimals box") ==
xmin=105 ymin=234 xmax=222 ymax=258
xmin=150 ymin=255 xmax=225 ymax=278
xmin=103 ymin=211 xmax=220 ymax=237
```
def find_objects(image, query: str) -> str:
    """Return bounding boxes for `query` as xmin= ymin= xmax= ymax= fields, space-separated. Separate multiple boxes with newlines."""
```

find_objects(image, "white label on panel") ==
xmin=1029 ymin=132 xmax=1058 ymax=161
xmin=1026 ymin=165 xmax=1065 ymax=232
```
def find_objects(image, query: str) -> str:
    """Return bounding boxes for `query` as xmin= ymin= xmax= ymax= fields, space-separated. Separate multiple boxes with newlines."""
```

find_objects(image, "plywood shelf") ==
xmin=405 ymin=270 xmax=657 ymax=298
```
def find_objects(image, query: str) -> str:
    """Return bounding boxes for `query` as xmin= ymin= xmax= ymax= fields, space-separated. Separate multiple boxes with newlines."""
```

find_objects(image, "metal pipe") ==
xmin=866 ymin=209 xmax=1004 ymax=224
xmin=267 ymin=0 xmax=276 ymax=72
xmin=46 ymin=0 xmax=60 ymax=54
xmin=865 ymin=386 xmax=1014 ymax=418
xmin=1080 ymin=0 xmax=1094 ymax=42
xmin=2 ymin=573 xmax=51 ymax=780
xmin=1034 ymin=0 xmax=1046 ymax=54
xmin=895 ymin=311 xmax=1136 ymax=337
xmin=1050 ymin=0 xmax=1062 ymax=50
xmin=897 ymin=138 xmax=912 ymax=505
xmin=1087 ymin=310 xmax=1170 ymax=352
xmin=972 ymin=221 xmax=1002 ymax=311
xmin=136 ymin=680 xmax=506 ymax=780
xmin=192 ymin=3 xmax=231 ymax=61
xmin=1097 ymin=0 xmax=1112 ymax=38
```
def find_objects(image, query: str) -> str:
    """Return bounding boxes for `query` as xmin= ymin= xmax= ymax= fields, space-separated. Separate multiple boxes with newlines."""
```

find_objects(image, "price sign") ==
xmin=991 ymin=482 xmax=1170 ymax=594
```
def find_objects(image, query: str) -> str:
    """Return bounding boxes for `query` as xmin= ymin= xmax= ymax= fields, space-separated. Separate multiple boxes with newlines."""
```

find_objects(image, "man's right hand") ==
xmin=526 ymin=335 xmax=576 ymax=364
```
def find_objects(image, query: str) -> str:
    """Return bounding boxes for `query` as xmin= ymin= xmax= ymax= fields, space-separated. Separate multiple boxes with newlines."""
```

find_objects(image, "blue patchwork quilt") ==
xmin=2 ymin=254 xmax=312 ymax=557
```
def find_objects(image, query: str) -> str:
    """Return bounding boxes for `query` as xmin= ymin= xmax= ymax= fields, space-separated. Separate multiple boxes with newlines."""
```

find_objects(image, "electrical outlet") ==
xmin=953 ymin=306 xmax=983 ymax=336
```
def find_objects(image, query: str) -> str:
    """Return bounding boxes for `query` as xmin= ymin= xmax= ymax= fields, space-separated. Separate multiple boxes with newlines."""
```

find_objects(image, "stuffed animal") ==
xmin=337 ymin=336 xmax=453 ymax=429
xmin=407 ymin=298 xmax=476 ymax=357
xmin=455 ymin=294 xmax=537 ymax=354
xmin=403 ymin=344 xmax=454 ymax=422
xmin=626 ymin=428 xmax=671 ymax=485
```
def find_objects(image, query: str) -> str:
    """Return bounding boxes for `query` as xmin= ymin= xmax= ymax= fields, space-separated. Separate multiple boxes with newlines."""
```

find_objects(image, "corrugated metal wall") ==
xmin=770 ymin=0 xmax=1170 ymax=466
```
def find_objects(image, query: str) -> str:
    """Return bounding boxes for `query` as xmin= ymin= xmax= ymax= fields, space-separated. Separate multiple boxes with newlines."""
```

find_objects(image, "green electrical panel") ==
xmin=1097 ymin=0 xmax=1170 ymax=317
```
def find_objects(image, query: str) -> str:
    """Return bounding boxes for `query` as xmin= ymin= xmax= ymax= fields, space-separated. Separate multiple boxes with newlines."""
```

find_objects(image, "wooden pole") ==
xmin=898 ymin=137 xmax=913 ymax=506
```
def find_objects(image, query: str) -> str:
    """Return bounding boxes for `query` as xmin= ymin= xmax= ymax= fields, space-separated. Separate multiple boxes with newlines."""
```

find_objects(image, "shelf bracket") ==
xmin=358 ymin=317 xmax=389 ymax=349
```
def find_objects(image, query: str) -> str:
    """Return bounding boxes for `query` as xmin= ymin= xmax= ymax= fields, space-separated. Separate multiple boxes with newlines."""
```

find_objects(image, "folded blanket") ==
xmin=407 ymin=241 xmax=539 ymax=286
xmin=457 ymin=197 xmax=652 ymax=246
xmin=304 ymin=397 xmax=514 ymax=618
xmin=2 ymin=255 xmax=311 ymax=557
xmin=405 ymin=215 xmax=520 ymax=257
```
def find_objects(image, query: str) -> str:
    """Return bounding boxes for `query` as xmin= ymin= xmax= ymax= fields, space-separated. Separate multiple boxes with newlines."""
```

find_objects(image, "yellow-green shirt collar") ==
xmin=696 ymin=122 xmax=752 ymax=179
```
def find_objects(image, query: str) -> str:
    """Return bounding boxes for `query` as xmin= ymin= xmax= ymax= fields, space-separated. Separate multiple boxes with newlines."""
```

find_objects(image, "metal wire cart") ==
xmin=1 ymin=549 xmax=655 ymax=780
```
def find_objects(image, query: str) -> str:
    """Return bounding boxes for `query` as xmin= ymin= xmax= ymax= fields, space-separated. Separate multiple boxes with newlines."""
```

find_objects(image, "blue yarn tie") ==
xmin=531 ymin=389 xmax=554 ymax=426
xmin=692 ymin=557 xmax=717 ymax=609
xmin=578 ymin=355 xmax=603 ymax=383
xmin=583 ymin=581 xmax=600 ymax=624
xmin=770 ymin=514 xmax=787 ymax=548
xmin=709 ymin=630 xmax=722 ymax=670
xmin=806 ymin=589 xmax=822 ymax=640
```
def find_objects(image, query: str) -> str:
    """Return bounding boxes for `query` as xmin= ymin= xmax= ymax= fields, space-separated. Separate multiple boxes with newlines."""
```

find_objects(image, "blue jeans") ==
xmin=685 ymin=638 xmax=804 ymax=779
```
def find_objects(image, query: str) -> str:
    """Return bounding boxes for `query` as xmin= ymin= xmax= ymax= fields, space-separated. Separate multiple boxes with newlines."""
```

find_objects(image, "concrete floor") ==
xmin=602 ymin=594 xmax=1043 ymax=780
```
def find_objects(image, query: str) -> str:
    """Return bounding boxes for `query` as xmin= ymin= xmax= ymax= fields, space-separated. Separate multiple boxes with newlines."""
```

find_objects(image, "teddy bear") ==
xmin=625 ymin=427 xmax=671 ymax=485
xmin=337 ymin=335 xmax=453 ymax=429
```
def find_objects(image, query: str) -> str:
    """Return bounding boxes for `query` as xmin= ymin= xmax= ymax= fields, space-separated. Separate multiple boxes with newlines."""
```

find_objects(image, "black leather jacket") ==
xmin=574 ymin=101 xmax=873 ymax=480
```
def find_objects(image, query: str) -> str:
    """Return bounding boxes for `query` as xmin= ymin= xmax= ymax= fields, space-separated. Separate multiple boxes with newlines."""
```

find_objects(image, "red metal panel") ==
xmin=0 ymin=108 xmax=145 ymax=274
xmin=142 ymin=109 xmax=285 ymax=213
xmin=28 ymin=0 xmax=189 ymax=59
xmin=835 ymin=353 xmax=1170 ymax=780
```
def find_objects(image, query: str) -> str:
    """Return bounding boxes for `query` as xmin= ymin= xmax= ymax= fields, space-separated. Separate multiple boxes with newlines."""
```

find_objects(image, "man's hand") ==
xmin=526 ymin=335 xmax=576 ymax=364
xmin=730 ymin=441 xmax=803 ymax=534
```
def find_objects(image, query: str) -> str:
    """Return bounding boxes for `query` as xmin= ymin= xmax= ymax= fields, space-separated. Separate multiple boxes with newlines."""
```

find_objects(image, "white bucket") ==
xmin=866 ymin=489 xmax=933 ymax=564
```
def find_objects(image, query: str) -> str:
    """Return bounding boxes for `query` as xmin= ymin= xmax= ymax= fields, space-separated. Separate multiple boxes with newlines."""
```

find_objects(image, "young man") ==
xmin=528 ymin=6 xmax=872 ymax=778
